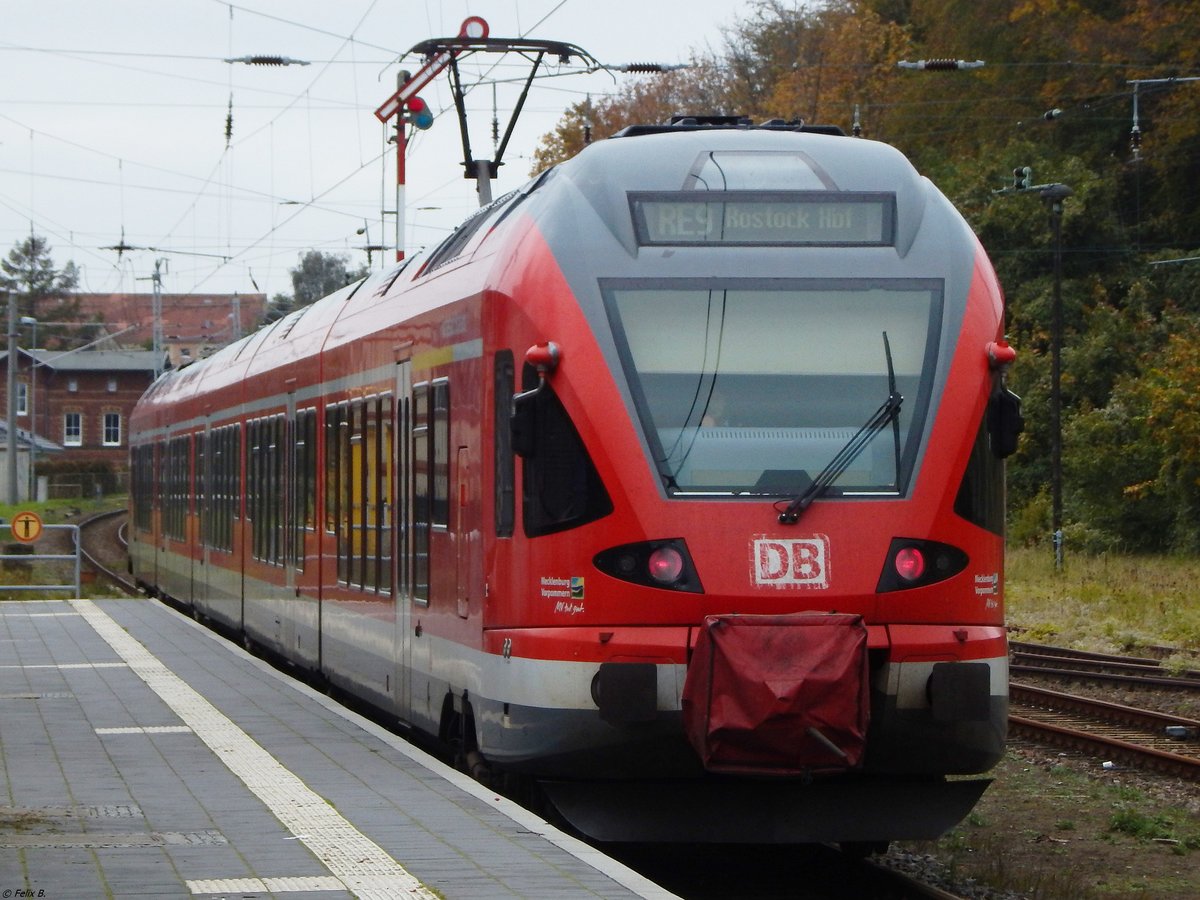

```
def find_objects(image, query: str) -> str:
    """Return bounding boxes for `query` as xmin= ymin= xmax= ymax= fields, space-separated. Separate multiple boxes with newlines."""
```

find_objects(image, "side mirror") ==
xmin=511 ymin=341 xmax=561 ymax=458
xmin=985 ymin=339 xmax=1022 ymax=458
xmin=988 ymin=387 xmax=1023 ymax=459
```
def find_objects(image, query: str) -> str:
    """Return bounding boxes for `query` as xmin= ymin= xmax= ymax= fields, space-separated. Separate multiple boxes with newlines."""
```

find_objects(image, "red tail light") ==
xmin=894 ymin=547 xmax=926 ymax=581
xmin=648 ymin=546 xmax=685 ymax=584
xmin=876 ymin=538 xmax=967 ymax=593
xmin=593 ymin=539 xmax=703 ymax=593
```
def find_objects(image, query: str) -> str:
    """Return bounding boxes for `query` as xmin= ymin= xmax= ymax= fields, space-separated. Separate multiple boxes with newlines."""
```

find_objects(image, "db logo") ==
xmin=751 ymin=535 xmax=830 ymax=589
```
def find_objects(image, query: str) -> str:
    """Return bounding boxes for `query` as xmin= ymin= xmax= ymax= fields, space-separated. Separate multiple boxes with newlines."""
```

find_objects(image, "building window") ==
xmin=64 ymin=412 xmax=82 ymax=446
xmin=68 ymin=379 xmax=78 ymax=393
xmin=16 ymin=382 xmax=28 ymax=416
xmin=103 ymin=413 xmax=121 ymax=446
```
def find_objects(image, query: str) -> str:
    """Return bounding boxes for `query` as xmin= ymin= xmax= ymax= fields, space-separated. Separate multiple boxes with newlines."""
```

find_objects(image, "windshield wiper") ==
xmin=778 ymin=333 xmax=903 ymax=525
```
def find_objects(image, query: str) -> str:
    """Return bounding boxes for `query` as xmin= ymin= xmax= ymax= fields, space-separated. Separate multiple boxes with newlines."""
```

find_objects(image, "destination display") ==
xmin=631 ymin=192 xmax=894 ymax=246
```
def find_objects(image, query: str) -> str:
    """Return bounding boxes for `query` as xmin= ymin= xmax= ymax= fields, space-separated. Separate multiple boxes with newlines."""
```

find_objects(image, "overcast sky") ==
xmin=1 ymin=1 xmax=759 ymax=308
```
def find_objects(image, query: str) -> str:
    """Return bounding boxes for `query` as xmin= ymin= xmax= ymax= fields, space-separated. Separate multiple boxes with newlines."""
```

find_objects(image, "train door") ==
xmin=392 ymin=360 xmax=413 ymax=722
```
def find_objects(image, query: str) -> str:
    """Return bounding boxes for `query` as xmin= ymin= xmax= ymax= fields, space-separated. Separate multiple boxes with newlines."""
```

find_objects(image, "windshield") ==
xmin=604 ymin=279 xmax=942 ymax=496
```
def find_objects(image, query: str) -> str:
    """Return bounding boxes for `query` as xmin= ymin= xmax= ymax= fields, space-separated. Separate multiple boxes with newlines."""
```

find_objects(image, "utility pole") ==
xmin=151 ymin=259 xmax=164 ymax=379
xmin=996 ymin=170 xmax=1071 ymax=569
xmin=5 ymin=290 xmax=15 ymax=504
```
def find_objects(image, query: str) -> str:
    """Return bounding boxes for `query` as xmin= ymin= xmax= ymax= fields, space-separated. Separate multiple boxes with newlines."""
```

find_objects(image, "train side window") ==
xmin=413 ymin=384 xmax=431 ymax=604
xmin=197 ymin=432 xmax=207 ymax=546
xmin=432 ymin=380 xmax=450 ymax=527
xmin=204 ymin=426 xmax=222 ymax=551
xmin=396 ymin=391 xmax=410 ymax=598
xmin=289 ymin=407 xmax=316 ymax=572
xmin=349 ymin=398 xmax=365 ymax=588
xmin=270 ymin=415 xmax=283 ymax=564
xmin=379 ymin=393 xmax=394 ymax=594
xmin=249 ymin=414 xmax=286 ymax=566
xmin=252 ymin=420 xmax=261 ymax=558
xmin=229 ymin=423 xmax=242 ymax=548
xmin=325 ymin=402 xmax=353 ymax=585
xmin=164 ymin=434 xmax=188 ymax=543
xmin=324 ymin=404 xmax=340 ymax=537
xmin=520 ymin=364 xmax=613 ymax=537
xmin=954 ymin=416 xmax=1005 ymax=536
xmin=302 ymin=409 xmax=317 ymax=531
xmin=358 ymin=396 xmax=388 ymax=593
xmin=249 ymin=419 xmax=263 ymax=560
xmin=218 ymin=424 xmax=237 ymax=552
xmin=133 ymin=444 xmax=153 ymax=532
xmin=205 ymin=428 xmax=219 ymax=549
xmin=494 ymin=351 xmax=515 ymax=537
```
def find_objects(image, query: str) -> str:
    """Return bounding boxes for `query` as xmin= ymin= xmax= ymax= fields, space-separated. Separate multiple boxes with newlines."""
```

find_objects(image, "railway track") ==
xmin=77 ymin=508 xmax=140 ymax=595
xmin=1010 ymin=639 xmax=1200 ymax=688
xmin=1009 ymin=640 xmax=1200 ymax=780
xmin=1009 ymin=682 xmax=1200 ymax=781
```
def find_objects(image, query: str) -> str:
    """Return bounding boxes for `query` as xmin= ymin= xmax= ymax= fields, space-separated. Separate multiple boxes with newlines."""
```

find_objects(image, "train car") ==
xmin=129 ymin=116 xmax=1021 ymax=847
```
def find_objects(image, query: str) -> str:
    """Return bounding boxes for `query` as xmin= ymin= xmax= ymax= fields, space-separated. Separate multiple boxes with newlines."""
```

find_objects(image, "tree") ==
xmin=0 ymin=235 xmax=85 ymax=348
xmin=723 ymin=0 xmax=910 ymax=132
xmin=530 ymin=61 xmax=733 ymax=173
xmin=264 ymin=250 xmax=368 ymax=323
xmin=529 ymin=0 xmax=1200 ymax=551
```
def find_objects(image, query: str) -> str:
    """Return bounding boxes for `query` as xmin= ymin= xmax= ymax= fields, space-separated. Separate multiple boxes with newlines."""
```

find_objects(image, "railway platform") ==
xmin=0 ymin=597 xmax=673 ymax=899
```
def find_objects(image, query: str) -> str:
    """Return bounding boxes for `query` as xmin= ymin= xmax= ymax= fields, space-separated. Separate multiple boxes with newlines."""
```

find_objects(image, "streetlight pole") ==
xmin=20 ymin=316 xmax=37 ymax=502
xmin=5 ymin=291 xmax=16 ymax=504
xmin=1041 ymin=184 xmax=1070 ymax=571
xmin=995 ymin=171 xmax=1071 ymax=570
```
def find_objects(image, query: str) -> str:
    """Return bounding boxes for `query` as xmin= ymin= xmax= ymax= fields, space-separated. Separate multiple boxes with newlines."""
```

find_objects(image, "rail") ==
xmin=1009 ymin=683 xmax=1200 ymax=781
xmin=0 ymin=523 xmax=81 ymax=597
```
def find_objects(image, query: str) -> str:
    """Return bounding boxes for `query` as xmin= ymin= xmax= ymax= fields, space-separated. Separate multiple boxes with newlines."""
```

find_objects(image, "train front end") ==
xmin=482 ymin=122 xmax=1016 ymax=844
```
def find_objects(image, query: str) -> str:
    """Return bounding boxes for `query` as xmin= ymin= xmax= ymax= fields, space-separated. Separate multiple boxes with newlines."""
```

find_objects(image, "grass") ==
xmin=0 ymin=494 xmax=126 ymax=527
xmin=902 ymin=546 xmax=1200 ymax=897
xmin=1005 ymin=545 xmax=1200 ymax=655
xmin=910 ymin=749 xmax=1200 ymax=898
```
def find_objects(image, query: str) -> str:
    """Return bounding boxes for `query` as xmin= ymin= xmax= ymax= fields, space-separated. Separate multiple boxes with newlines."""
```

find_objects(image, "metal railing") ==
xmin=0 ymin=524 xmax=82 ymax=597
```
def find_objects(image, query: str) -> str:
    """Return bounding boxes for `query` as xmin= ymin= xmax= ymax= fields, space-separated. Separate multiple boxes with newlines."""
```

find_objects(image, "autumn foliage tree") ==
xmin=533 ymin=0 xmax=1200 ymax=552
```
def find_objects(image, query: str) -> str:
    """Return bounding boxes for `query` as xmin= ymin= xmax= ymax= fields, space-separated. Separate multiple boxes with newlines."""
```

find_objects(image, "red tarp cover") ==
xmin=681 ymin=613 xmax=870 ymax=775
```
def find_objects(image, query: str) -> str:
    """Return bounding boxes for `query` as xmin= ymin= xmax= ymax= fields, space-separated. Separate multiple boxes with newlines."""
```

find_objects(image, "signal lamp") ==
xmin=405 ymin=96 xmax=434 ymax=130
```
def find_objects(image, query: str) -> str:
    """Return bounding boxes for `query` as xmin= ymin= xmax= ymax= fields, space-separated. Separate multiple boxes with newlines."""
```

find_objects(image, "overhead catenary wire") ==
xmin=7 ymin=0 xmax=1199 ymax=302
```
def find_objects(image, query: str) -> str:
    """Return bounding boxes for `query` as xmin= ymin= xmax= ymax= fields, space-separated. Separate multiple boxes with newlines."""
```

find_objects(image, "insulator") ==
xmin=622 ymin=62 xmax=664 ymax=73
xmin=922 ymin=58 xmax=960 ymax=71
xmin=248 ymin=55 xmax=286 ymax=66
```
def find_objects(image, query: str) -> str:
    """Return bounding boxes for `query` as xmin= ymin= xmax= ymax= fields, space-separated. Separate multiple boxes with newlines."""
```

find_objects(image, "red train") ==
xmin=129 ymin=117 xmax=1020 ymax=847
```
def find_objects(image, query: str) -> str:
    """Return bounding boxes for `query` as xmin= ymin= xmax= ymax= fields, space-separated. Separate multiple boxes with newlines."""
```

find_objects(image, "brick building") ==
xmin=75 ymin=292 xmax=266 ymax=367
xmin=0 ymin=291 xmax=263 ymax=499
xmin=1 ymin=348 xmax=157 ymax=499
